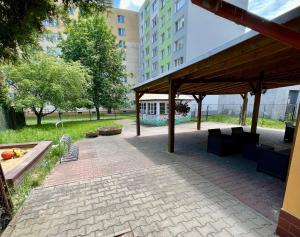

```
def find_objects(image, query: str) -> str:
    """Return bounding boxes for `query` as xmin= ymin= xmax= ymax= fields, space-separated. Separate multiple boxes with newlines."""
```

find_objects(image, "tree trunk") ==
xmin=107 ymin=108 xmax=112 ymax=114
xmin=96 ymin=107 xmax=100 ymax=120
xmin=36 ymin=115 xmax=42 ymax=126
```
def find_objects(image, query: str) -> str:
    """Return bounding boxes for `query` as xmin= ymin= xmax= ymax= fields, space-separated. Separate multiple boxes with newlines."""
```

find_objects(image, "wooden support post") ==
xmin=168 ymin=80 xmax=176 ymax=153
xmin=240 ymin=93 xmax=248 ymax=126
xmin=251 ymin=72 xmax=264 ymax=134
xmin=197 ymin=94 xmax=204 ymax=130
xmin=135 ymin=91 xmax=144 ymax=136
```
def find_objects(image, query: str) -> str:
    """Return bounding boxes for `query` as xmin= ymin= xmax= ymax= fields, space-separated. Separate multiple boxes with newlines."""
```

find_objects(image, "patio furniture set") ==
xmin=207 ymin=127 xmax=291 ymax=181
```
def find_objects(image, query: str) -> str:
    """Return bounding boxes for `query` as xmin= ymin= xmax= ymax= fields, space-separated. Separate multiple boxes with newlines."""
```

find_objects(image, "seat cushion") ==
xmin=231 ymin=127 xmax=244 ymax=135
xmin=208 ymin=128 xmax=221 ymax=135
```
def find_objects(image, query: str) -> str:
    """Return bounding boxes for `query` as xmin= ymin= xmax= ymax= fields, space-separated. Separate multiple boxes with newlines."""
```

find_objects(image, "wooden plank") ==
xmin=168 ymin=80 xmax=176 ymax=153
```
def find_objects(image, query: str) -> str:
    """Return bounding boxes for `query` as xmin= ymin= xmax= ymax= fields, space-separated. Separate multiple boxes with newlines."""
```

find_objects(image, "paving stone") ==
xmin=196 ymin=223 xmax=217 ymax=236
xmin=2 ymin=122 xmax=282 ymax=237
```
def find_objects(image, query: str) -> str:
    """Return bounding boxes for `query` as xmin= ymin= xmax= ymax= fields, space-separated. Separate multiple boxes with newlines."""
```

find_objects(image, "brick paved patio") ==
xmin=3 ymin=121 xmax=288 ymax=237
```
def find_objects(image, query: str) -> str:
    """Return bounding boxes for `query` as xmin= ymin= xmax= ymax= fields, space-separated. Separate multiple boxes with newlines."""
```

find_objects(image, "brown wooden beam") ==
xmin=197 ymin=94 xmax=205 ymax=130
xmin=251 ymin=73 xmax=264 ymax=133
xmin=168 ymin=80 xmax=177 ymax=153
xmin=192 ymin=94 xmax=199 ymax=103
xmin=135 ymin=91 xmax=144 ymax=136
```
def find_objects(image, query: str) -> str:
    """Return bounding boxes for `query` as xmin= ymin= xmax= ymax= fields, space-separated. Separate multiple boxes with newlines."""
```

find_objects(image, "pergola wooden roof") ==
xmin=134 ymin=6 xmax=300 ymax=154
xmin=134 ymin=11 xmax=300 ymax=95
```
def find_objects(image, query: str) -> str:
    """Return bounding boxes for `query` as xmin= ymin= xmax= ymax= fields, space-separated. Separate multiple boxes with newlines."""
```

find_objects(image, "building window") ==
xmin=161 ymin=15 xmax=165 ymax=27
xmin=45 ymin=33 xmax=62 ymax=42
xmin=118 ymin=40 xmax=126 ymax=48
xmin=152 ymin=46 xmax=158 ymax=57
xmin=168 ymin=8 xmax=172 ymax=20
xmin=152 ymin=31 xmax=157 ymax=43
xmin=68 ymin=7 xmax=76 ymax=16
xmin=146 ymin=72 xmax=150 ymax=79
xmin=161 ymin=32 xmax=165 ymax=43
xmin=42 ymin=19 xmax=59 ymax=27
xmin=145 ymin=18 xmax=150 ymax=27
xmin=160 ymin=49 xmax=165 ymax=59
xmin=175 ymin=17 xmax=184 ymax=32
xmin=152 ymin=61 xmax=158 ymax=71
xmin=140 ymin=103 xmax=147 ymax=114
xmin=148 ymin=103 xmax=157 ymax=115
xmin=145 ymin=3 xmax=150 ymax=12
xmin=167 ymin=45 xmax=171 ymax=55
xmin=167 ymin=62 xmax=171 ymax=71
xmin=146 ymin=47 xmax=150 ymax=55
xmin=152 ymin=0 xmax=158 ymax=12
xmin=174 ymin=57 xmax=184 ymax=67
xmin=175 ymin=0 xmax=185 ymax=12
xmin=121 ymin=77 xmax=127 ymax=83
xmin=118 ymin=15 xmax=125 ymax=23
xmin=160 ymin=65 xmax=164 ymax=73
xmin=146 ymin=32 xmax=150 ymax=41
xmin=174 ymin=38 xmax=184 ymax=52
xmin=118 ymin=28 xmax=125 ymax=36
xmin=152 ymin=15 xmax=158 ymax=27
xmin=161 ymin=0 xmax=166 ymax=9
xmin=146 ymin=60 xmax=150 ymax=67
xmin=167 ymin=27 xmax=171 ymax=38
xmin=160 ymin=103 xmax=166 ymax=114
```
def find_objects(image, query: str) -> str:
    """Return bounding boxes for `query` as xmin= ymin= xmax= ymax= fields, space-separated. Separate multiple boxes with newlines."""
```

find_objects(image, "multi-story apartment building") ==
xmin=40 ymin=7 xmax=139 ymax=105
xmin=105 ymin=8 xmax=139 ymax=102
xmin=139 ymin=0 xmax=248 ymax=83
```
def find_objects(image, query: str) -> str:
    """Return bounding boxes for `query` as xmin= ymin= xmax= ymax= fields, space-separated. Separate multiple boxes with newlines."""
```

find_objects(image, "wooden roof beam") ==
xmin=191 ymin=0 xmax=300 ymax=50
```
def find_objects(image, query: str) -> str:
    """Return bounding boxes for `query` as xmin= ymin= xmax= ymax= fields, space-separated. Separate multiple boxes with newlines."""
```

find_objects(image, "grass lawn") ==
xmin=193 ymin=114 xmax=286 ymax=129
xmin=25 ymin=112 xmax=135 ymax=125
xmin=1 ymin=118 xmax=126 ymax=212
xmin=0 ymin=119 xmax=123 ymax=145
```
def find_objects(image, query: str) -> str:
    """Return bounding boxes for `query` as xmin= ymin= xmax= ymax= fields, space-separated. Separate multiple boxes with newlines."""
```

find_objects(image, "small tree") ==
xmin=61 ymin=15 xmax=128 ymax=120
xmin=6 ymin=53 xmax=91 ymax=125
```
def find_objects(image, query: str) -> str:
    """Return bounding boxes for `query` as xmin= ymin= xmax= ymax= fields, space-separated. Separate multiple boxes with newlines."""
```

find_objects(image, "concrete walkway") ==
xmin=3 ymin=121 xmax=286 ymax=237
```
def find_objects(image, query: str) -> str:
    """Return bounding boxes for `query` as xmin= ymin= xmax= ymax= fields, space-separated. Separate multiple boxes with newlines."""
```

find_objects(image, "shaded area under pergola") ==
xmin=134 ymin=8 xmax=300 ymax=153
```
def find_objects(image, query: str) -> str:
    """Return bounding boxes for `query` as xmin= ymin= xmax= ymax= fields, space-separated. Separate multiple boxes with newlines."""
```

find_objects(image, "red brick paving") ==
xmin=44 ymin=121 xmax=286 ymax=224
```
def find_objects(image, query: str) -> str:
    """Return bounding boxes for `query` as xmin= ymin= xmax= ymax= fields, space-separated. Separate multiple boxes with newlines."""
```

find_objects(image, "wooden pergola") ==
xmin=134 ymin=8 xmax=300 ymax=153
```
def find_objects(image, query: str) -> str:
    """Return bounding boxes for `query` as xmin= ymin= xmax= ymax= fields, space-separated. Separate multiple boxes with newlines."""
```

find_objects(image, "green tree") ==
xmin=61 ymin=15 xmax=128 ymax=120
xmin=6 ymin=53 xmax=91 ymax=125
xmin=0 ymin=0 xmax=111 ymax=61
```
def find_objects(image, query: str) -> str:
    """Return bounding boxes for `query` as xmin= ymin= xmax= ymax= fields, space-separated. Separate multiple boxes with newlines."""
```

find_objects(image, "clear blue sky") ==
xmin=113 ymin=0 xmax=300 ymax=18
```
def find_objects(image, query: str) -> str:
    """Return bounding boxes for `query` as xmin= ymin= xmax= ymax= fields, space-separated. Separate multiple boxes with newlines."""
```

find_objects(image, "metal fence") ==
xmin=25 ymin=110 xmax=135 ymax=125
xmin=189 ymin=103 xmax=299 ymax=125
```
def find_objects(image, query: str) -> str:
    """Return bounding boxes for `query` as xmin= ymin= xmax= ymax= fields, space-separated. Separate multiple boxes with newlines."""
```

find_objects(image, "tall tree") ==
xmin=5 ymin=52 xmax=91 ymax=125
xmin=61 ymin=15 xmax=128 ymax=120
xmin=0 ymin=0 xmax=111 ymax=61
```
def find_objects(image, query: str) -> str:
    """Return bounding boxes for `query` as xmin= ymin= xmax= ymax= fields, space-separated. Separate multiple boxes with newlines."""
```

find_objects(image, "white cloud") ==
xmin=119 ymin=0 xmax=145 ymax=11
xmin=249 ymin=0 xmax=300 ymax=19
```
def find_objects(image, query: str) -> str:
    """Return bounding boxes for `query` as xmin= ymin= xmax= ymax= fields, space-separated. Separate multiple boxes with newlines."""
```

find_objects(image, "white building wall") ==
xmin=185 ymin=0 xmax=248 ymax=63
xmin=218 ymin=85 xmax=300 ymax=120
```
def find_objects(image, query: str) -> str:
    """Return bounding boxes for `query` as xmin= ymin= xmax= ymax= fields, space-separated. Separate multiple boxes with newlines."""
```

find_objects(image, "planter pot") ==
xmin=98 ymin=127 xmax=122 ymax=136
xmin=85 ymin=131 xmax=99 ymax=138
